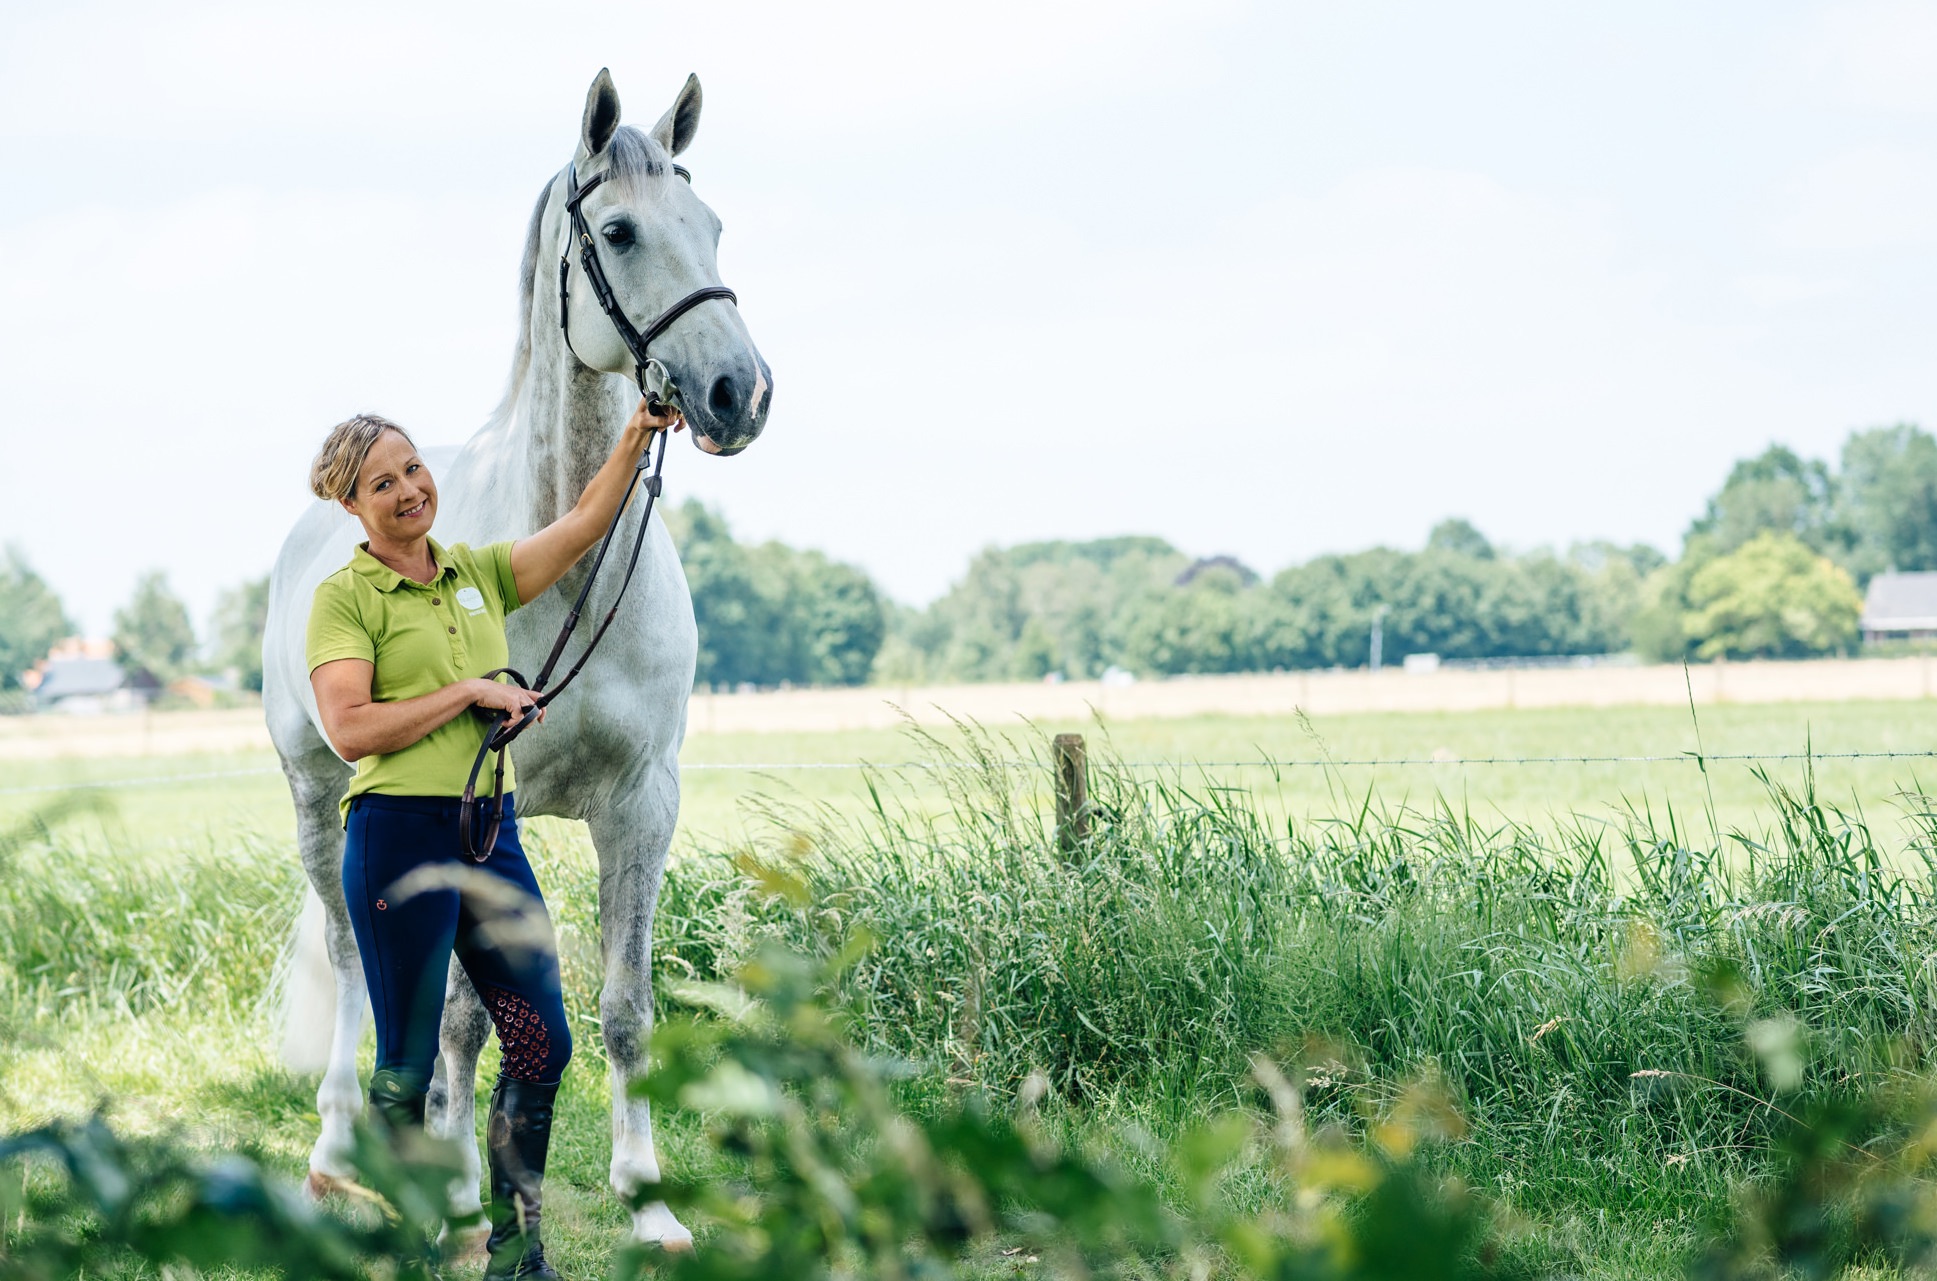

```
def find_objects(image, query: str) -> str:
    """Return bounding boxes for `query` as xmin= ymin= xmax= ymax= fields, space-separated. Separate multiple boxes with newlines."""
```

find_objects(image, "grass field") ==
xmin=9 ymin=699 xmax=1937 ymax=1276
xmin=9 ymin=697 xmax=1937 ymax=859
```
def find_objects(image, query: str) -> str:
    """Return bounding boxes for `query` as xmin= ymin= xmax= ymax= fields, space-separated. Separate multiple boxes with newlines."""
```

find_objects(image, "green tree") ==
xmin=1425 ymin=517 xmax=1495 ymax=560
xmin=1681 ymin=531 xmax=1861 ymax=660
xmin=111 ymin=571 xmax=198 ymax=683
xmin=1686 ymin=444 xmax=1843 ymax=559
xmin=668 ymin=501 xmax=887 ymax=688
xmin=1113 ymin=564 xmax=1278 ymax=676
xmin=1837 ymin=423 xmax=1937 ymax=581
xmin=776 ymin=549 xmax=886 ymax=686
xmin=0 ymin=546 xmax=72 ymax=691
xmin=1266 ymin=536 xmax=1642 ymax=669
xmin=916 ymin=538 xmax=1186 ymax=681
xmin=211 ymin=576 xmax=270 ymax=691
xmin=673 ymin=502 xmax=776 ymax=688
xmin=1628 ymin=560 xmax=1696 ymax=662
xmin=1269 ymin=548 xmax=1403 ymax=668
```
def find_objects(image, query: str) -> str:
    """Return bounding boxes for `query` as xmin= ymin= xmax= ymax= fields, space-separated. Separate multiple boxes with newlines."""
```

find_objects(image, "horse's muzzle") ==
xmin=683 ymin=353 xmax=770 ymax=457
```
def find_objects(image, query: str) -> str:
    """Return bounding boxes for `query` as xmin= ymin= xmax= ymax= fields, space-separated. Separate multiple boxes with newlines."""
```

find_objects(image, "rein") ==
xmin=458 ymin=159 xmax=738 ymax=860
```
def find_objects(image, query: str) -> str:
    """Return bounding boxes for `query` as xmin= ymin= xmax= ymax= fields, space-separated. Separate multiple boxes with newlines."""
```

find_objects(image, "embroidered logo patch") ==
xmin=456 ymin=586 xmax=487 ymax=614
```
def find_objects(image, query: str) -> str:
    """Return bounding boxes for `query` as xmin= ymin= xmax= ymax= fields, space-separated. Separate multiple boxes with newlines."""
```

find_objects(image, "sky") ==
xmin=5 ymin=0 xmax=1937 ymax=636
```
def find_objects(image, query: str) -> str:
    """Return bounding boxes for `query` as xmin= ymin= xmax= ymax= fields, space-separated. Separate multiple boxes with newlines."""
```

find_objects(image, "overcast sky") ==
xmin=6 ymin=1 xmax=1937 ymax=635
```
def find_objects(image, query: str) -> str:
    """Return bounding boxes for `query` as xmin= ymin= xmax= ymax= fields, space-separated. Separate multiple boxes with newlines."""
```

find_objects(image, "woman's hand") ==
xmin=468 ymin=677 xmax=545 ymax=724
xmin=620 ymin=397 xmax=684 ymax=454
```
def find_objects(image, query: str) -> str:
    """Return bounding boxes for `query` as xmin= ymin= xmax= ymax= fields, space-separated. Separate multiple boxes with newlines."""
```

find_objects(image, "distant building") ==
xmin=167 ymin=672 xmax=238 ymax=708
xmin=31 ymin=658 xmax=161 ymax=714
xmin=1860 ymin=571 xmax=1937 ymax=643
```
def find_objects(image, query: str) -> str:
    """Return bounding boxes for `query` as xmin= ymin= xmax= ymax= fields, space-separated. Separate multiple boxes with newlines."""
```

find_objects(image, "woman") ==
xmin=305 ymin=400 xmax=679 ymax=1280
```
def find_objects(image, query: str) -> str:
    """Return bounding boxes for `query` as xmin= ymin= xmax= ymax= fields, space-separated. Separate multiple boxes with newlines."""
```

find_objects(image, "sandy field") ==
xmin=8 ymin=655 xmax=1937 ymax=760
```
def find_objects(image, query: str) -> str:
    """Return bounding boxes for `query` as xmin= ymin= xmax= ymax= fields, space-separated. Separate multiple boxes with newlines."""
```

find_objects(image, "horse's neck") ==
xmin=518 ymin=352 xmax=625 ymax=530
xmin=459 ymin=189 xmax=624 ymax=542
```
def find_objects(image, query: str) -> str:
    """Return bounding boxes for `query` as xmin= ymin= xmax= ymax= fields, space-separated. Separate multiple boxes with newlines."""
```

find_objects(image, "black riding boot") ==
xmin=484 ymin=1077 xmax=562 ymax=1280
xmin=366 ymin=1068 xmax=429 ymax=1136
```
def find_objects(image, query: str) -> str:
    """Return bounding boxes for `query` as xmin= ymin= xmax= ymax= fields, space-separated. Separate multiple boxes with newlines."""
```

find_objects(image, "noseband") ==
xmin=459 ymin=159 xmax=739 ymax=859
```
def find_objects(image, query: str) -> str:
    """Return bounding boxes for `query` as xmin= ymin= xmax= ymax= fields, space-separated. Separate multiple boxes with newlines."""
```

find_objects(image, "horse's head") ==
xmin=559 ymin=70 xmax=770 ymax=456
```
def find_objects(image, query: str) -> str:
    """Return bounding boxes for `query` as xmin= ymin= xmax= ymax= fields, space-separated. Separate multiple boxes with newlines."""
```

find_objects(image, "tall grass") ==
xmin=0 ymin=819 xmax=301 ymax=1029
xmin=637 ymin=730 xmax=1937 ymax=1230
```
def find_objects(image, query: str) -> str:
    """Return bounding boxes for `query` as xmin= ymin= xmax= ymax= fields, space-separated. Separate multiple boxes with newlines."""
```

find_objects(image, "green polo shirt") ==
xmin=305 ymin=537 xmax=524 ymax=823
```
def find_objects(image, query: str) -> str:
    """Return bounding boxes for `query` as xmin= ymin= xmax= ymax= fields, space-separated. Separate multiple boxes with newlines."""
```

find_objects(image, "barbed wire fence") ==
xmin=8 ymin=747 xmax=1937 ymax=799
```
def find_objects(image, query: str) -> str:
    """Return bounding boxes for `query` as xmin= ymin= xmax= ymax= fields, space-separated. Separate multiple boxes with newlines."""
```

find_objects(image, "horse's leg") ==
xmin=432 ymin=960 xmax=491 ymax=1250
xmin=587 ymin=762 xmax=692 ymax=1249
xmin=285 ymin=744 xmax=362 ymax=1197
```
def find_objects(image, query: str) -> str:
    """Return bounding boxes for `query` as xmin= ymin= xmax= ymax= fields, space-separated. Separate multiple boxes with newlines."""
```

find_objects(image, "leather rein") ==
xmin=459 ymin=159 xmax=738 ymax=859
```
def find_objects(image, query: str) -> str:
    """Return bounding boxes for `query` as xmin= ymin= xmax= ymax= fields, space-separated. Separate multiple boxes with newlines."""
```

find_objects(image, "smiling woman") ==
xmin=300 ymin=399 xmax=678 ymax=1279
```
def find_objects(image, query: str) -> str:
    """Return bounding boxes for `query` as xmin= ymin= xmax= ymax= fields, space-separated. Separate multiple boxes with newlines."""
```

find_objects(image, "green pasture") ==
xmin=7 ymin=698 xmax=1937 ymax=861
xmin=10 ymin=700 xmax=1937 ymax=1277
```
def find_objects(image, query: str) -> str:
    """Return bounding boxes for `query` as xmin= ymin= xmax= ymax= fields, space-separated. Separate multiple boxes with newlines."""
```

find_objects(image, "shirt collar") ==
xmin=350 ymin=538 xmax=454 ymax=593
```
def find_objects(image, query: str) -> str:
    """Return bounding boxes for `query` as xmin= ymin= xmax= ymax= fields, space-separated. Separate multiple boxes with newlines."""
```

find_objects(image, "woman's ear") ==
xmin=339 ymin=496 xmax=359 ymax=517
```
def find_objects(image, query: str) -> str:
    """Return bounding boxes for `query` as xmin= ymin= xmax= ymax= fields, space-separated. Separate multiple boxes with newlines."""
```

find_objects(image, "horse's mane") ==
xmin=483 ymin=125 xmax=671 ymax=432
xmin=604 ymin=125 xmax=669 ymax=194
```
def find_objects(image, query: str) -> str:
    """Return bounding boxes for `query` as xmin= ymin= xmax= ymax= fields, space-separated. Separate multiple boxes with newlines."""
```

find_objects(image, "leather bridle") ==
xmin=459 ymin=158 xmax=739 ymax=859
xmin=557 ymin=161 xmax=738 ymax=393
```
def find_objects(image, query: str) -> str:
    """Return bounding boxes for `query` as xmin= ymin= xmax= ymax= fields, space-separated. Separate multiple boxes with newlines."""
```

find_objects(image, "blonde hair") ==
xmin=309 ymin=414 xmax=415 ymax=502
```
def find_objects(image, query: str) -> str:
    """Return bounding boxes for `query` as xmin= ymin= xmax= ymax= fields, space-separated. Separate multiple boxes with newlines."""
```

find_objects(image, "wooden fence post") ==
xmin=1053 ymin=732 xmax=1089 ymax=855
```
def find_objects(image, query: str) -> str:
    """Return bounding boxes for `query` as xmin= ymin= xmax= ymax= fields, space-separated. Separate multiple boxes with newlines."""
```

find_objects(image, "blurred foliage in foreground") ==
xmin=0 ymin=1111 xmax=471 ymax=1280
xmin=3 ymin=942 xmax=1517 ymax=1280
xmin=626 ymin=942 xmax=1506 ymax=1280
xmin=18 ymin=942 xmax=1937 ymax=1279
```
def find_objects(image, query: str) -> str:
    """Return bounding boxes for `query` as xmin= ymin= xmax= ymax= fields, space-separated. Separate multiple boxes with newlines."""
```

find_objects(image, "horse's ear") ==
xmin=651 ymin=74 xmax=702 ymax=157
xmin=581 ymin=68 xmax=622 ymax=157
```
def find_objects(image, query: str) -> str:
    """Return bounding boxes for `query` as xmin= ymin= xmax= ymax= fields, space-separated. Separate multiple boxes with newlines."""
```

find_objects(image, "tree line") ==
xmin=2 ymin=423 xmax=1929 ymax=697
xmin=879 ymin=422 xmax=1933 ymax=682
xmin=0 ymin=500 xmax=887 ymax=698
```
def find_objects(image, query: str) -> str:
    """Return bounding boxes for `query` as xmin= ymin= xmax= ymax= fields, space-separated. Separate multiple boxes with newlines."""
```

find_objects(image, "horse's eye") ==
xmin=602 ymin=222 xmax=634 ymax=247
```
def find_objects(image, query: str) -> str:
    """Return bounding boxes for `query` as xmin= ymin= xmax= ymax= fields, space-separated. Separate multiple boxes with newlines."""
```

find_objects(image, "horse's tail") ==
xmin=276 ymin=885 xmax=336 ymax=1073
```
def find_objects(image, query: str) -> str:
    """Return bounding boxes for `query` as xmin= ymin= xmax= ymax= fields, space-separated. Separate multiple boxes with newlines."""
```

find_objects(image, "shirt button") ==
xmin=431 ymin=597 xmax=441 ymax=606
xmin=448 ymin=626 xmax=457 ymax=634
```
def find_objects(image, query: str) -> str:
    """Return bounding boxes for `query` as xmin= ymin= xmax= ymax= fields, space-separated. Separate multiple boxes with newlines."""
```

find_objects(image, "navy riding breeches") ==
xmin=342 ymin=792 xmax=573 ymax=1095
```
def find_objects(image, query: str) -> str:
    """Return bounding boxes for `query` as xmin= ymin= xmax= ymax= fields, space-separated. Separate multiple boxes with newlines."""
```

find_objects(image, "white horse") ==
xmin=261 ymin=68 xmax=771 ymax=1249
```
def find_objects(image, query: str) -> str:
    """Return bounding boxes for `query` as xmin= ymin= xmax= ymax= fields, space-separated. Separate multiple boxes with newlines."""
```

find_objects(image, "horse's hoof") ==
xmin=632 ymin=1201 xmax=695 ymax=1252
xmin=438 ymin=1222 xmax=490 ymax=1262
xmin=304 ymin=1170 xmax=352 ymax=1200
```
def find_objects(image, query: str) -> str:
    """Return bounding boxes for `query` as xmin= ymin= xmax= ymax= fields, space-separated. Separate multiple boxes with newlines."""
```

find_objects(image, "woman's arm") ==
xmin=508 ymin=398 xmax=681 ymax=606
xmin=312 ymin=658 xmax=543 ymax=762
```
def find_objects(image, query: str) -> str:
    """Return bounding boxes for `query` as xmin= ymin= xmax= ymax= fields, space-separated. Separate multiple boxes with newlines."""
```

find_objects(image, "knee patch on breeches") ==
xmin=481 ymin=985 xmax=573 ymax=1083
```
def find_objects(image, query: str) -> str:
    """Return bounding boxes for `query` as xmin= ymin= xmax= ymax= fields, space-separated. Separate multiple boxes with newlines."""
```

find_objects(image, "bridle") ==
xmin=557 ymin=161 xmax=738 ymax=397
xmin=459 ymin=157 xmax=739 ymax=859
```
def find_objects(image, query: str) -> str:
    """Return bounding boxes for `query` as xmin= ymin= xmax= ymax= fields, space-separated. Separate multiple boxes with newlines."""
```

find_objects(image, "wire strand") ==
xmin=6 ymin=747 xmax=1937 ymax=797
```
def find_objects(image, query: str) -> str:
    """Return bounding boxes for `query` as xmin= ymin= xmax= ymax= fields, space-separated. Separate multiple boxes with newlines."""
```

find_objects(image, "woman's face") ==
xmin=342 ymin=429 xmax=437 ymax=544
